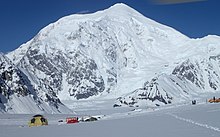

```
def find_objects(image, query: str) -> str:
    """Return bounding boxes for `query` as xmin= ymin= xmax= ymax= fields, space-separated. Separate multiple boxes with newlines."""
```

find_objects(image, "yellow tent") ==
xmin=28 ymin=114 xmax=48 ymax=127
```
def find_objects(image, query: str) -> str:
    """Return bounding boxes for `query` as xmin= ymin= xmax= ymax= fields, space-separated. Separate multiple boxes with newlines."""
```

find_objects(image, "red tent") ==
xmin=66 ymin=117 xmax=79 ymax=124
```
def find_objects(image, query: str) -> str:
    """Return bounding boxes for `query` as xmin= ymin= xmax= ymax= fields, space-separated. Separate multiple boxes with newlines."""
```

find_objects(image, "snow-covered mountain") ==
xmin=0 ymin=53 xmax=71 ymax=113
xmin=4 ymin=3 xmax=220 ymax=111
xmin=115 ymin=35 xmax=220 ymax=107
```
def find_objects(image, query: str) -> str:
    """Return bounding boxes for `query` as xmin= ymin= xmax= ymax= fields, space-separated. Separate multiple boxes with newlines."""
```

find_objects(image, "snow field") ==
xmin=1 ymin=102 xmax=220 ymax=137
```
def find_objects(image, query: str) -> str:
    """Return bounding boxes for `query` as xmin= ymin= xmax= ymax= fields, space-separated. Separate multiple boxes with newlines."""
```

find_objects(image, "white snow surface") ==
xmin=0 ymin=101 xmax=220 ymax=137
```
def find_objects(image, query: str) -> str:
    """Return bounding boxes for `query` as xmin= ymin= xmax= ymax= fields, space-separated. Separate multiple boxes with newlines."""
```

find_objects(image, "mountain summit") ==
xmin=2 ymin=3 xmax=220 ymax=113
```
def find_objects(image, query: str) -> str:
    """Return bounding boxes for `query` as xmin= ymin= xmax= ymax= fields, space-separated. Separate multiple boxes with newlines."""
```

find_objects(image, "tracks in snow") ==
xmin=167 ymin=113 xmax=220 ymax=133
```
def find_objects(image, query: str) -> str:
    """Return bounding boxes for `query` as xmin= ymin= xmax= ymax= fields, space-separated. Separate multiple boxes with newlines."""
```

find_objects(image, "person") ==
xmin=213 ymin=96 xmax=216 ymax=100
xmin=192 ymin=100 xmax=196 ymax=105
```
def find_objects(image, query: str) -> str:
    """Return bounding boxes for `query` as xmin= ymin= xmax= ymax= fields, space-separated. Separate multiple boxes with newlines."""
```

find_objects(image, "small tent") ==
xmin=28 ymin=114 xmax=48 ymax=127
xmin=84 ymin=117 xmax=98 ymax=122
xmin=66 ymin=117 xmax=79 ymax=124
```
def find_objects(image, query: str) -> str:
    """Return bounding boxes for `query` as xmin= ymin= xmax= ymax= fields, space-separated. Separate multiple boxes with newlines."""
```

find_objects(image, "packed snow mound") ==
xmin=5 ymin=3 xmax=220 ymax=109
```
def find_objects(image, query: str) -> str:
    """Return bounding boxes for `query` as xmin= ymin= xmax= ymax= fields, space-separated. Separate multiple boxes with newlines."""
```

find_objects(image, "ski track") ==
xmin=207 ymin=109 xmax=220 ymax=113
xmin=167 ymin=113 xmax=220 ymax=133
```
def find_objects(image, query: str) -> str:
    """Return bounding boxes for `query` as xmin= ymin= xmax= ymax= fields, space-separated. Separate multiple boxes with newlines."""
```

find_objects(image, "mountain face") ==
xmin=16 ymin=46 xmax=105 ymax=100
xmin=115 ymin=55 xmax=220 ymax=107
xmin=0 ymin=53 xmax=71 ymax=113
xmin=4 ymin=3 xmax=220 ymax=111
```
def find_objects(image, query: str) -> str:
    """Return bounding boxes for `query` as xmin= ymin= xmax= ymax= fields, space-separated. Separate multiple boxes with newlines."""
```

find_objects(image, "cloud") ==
xmin=76 ymin=10 xmax=90 ymax=14
xmin=152 ymin=0 xmax=207 ymax=5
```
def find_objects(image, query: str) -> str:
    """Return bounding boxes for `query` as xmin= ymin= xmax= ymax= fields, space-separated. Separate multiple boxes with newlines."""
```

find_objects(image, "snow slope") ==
xmin=0 ymin=53 xmax=72 ymax=114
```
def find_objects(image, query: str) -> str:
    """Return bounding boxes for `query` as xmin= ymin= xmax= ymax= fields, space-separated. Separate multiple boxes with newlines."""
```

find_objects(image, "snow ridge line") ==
xmin=167 ymin=113 xmax=220 ymax=133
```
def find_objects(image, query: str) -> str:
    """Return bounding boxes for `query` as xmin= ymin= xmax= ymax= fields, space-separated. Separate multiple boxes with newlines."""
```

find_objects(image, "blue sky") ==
xmin=0 ymin=0 xmax=219 ymax=53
